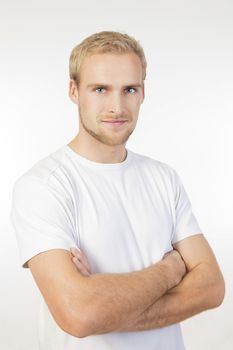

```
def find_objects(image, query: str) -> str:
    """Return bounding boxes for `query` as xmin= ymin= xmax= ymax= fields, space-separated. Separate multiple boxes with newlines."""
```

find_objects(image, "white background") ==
xmin=1 ymin=0 xmax=232 ymax=349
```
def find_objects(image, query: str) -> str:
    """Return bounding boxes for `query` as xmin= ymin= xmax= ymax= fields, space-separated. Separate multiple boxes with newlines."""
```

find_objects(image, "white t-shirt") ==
xmin=10 ymin=145 xmax=202 ymax=350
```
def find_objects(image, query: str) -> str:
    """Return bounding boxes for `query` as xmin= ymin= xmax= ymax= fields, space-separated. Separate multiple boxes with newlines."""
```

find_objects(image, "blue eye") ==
xmin=94 ymin=87 xmax=137 ymax=94
xmin=127 ymin=88 xmax=137 ymax=93
xmin=95 ymin=87 xmax=105 ymax=93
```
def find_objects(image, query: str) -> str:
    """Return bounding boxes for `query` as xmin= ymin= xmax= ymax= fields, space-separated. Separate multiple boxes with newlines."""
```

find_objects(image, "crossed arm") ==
xmin=70 ymin=233 xmax=225 ymax=333
xmin=28 ymin=233 xmax=225 ymax=338
xmin=119 ymin=235 xmax=225 ymax=332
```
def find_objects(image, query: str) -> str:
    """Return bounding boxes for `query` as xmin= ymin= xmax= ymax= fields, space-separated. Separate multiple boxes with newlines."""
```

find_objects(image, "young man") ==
xmin=11 ymin=31 xmax=225 ymax=350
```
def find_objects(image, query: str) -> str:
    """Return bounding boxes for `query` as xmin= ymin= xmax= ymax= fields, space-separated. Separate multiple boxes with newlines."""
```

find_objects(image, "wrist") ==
xmin=157 ymin=260 xmax=177 ymax=290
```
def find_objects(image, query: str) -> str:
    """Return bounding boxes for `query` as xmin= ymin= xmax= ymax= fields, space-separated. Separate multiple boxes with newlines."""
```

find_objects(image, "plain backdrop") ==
xmin=1 ymin=0 xmax=232 ymax=349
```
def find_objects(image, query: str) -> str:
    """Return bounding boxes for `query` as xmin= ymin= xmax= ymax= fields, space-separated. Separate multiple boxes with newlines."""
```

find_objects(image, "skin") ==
xmin=28 ymin=51 xmax=225 ymax=338
xmin=70 ymin=235 xmax=225 ymax=332
xmin=29 ymin=247 xmax=187 ymax=337
xmin=68 ymin=52 xmax=145 ymax=163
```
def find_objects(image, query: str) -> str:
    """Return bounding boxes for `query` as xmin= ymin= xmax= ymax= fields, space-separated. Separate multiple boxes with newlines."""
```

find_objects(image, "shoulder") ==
xmin=12 ymin=145 xmax=71 ymax=200
xmin=129 ymin=149 xmax=181 ymax=187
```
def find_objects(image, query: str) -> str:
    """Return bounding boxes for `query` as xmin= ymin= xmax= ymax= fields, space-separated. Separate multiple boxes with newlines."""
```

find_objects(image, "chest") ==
xmin=72 ymin=170 xmax=175 ymax=273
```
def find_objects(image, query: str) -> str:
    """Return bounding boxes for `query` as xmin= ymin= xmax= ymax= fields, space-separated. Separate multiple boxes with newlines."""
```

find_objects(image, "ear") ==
xmin=69 ymin=79 xmax=79 ymax=104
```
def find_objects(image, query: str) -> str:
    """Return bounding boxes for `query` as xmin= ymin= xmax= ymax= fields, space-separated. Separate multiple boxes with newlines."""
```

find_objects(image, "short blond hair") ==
xmin=69 ymin=30 xmax=147 ymax=86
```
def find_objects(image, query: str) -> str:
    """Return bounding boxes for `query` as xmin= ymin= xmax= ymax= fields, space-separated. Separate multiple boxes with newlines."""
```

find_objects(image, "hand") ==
xmin=70 ymin=247 xmax=92 ymax=277
xmin=162 ymin=249 xmax=187 ymax=288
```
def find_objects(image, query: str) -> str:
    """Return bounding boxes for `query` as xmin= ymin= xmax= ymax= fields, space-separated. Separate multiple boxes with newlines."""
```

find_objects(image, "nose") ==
xmin=107 ymin=92 xmax=124 ymax=114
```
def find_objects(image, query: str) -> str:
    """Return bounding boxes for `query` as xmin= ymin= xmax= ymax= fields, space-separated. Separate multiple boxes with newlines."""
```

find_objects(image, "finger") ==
xmin=72 ymin=257 xmax=90 ymax=277
xmin=70 ymin=248 xmax=87 ymax=266
xmin=70 ymin=248 xmax=92 ymax=273
xmin=72 ymin=257 xmax=91 ymax=276
xmin=79 ymin=253 xmax=92 ymax=272
xmin=70 ymin=248 xmax=82 ymax=261
xmin=70 ymin=247 xmax=81 ymax=257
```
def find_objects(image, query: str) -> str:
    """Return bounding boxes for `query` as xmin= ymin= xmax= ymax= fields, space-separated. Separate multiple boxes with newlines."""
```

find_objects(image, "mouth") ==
xmin=101 ymin=120 xmax=128 ymax=127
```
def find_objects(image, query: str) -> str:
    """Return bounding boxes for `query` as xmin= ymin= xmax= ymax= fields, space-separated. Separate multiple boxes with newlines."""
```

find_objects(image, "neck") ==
xmin=67 ymin=134 xmax=127 ymax=164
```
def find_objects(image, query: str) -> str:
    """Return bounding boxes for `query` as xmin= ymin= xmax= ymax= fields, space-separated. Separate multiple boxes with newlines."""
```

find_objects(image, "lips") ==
xmin=101 ymin=120 xmax=128 ymax=128
xmin=102 ymin=120 xmax=128 ymax=122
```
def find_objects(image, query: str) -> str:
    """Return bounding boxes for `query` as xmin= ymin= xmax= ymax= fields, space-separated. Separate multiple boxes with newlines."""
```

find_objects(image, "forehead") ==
xmin=79 ymin=53 xmax=143 ymax=85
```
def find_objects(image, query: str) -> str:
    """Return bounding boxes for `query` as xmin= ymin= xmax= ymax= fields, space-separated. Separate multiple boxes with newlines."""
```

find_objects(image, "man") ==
xmin=11 ymin=31 xmax=225 ymax=350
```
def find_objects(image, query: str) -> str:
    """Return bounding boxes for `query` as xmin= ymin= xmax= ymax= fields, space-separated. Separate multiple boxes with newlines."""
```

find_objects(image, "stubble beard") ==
xmin=78 ymin=109 xmax=136 ymax=146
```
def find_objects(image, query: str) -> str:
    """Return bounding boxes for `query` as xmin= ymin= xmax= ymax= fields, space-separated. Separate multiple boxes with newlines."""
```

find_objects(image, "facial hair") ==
xmin=78 ymin=106 xmax=136 ymax=146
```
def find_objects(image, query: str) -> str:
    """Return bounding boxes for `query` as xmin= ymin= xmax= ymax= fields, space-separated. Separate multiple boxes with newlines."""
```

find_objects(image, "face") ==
xmin=70 ymin=52 xmax=145 ymax=147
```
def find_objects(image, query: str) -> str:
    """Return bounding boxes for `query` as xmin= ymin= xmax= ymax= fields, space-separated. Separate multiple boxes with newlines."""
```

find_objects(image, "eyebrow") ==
xmin=87 ymin=83 xmax=142 ymax=89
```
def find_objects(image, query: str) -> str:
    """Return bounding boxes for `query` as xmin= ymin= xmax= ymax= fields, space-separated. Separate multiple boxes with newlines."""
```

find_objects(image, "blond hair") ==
xmin=69 ymin=31 xmax=147 ymax=86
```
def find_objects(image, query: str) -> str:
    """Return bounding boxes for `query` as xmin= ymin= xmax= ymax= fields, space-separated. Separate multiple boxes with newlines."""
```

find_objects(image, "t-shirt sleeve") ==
xmin=171 ymin=169 xmax=202 ymax=244
xmin=10 ymin=175 xmax=77 ymax=268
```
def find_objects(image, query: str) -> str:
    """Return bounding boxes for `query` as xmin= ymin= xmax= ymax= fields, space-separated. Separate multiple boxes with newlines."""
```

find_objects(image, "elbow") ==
xmin=60 ymin=304 xmax=100 ymax=338
xmin=63 ymin=321 xmax=90 ymax=339
xmin=208 ymin=273 xmax=225 ymax=309
xmin=62 ymin=311 xmax=92 ymax=338
xmin=214 ymin=276 xmax=225 ymax=307
xmin=52 ymin=293 xmax=107 ymax=338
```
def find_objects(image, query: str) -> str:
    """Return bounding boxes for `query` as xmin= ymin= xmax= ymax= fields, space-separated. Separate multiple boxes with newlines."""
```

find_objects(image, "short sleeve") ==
xmin=171 ymin=170 xmax=202 ymax=244
xmin=10 ymin=175 xmax=77 ymax=268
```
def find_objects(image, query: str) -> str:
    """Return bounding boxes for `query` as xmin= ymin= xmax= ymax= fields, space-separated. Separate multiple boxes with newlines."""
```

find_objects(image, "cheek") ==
xmin=80 ymin=97 xmax=95 ymax=114
xmin=83 ymin=95 xmax=104 ymax=112
xmin=126 ymin=95 xmax=141 ymax=107
xmin=134 ymin=99 xmax=143 ymax=111
xmin=80 ymin=95 xmax=91 ymax=109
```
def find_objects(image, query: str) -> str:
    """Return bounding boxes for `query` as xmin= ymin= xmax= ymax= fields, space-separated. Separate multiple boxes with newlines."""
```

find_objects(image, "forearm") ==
xmin=118 ymin=262 xmax=224 ymax=332
xmin=77 ymin=260 xmax=179 ymax=336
